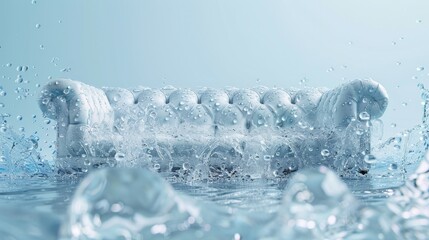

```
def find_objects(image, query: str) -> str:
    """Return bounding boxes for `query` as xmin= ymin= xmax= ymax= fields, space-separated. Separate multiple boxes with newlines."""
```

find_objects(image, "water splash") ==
xmin=0 ymin=123 xmax=52 ymax=177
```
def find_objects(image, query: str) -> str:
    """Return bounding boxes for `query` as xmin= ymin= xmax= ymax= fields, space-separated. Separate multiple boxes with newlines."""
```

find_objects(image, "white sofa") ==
xmin=39 ymin=79 xmax=388 ymax=176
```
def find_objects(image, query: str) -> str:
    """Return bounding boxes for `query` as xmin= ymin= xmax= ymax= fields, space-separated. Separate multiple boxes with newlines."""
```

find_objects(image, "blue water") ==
xmin=0 ymin=118 xmax=425 ymax=239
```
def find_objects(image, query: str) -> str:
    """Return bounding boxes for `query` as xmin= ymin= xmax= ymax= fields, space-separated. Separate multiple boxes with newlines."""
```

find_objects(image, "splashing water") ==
xmin=2 ymin=82 xmax=429 ymax=239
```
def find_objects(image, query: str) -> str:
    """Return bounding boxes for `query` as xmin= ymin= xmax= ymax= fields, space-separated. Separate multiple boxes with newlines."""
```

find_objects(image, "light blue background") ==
xmin=1 ymin=0 xmax=428 ymax=158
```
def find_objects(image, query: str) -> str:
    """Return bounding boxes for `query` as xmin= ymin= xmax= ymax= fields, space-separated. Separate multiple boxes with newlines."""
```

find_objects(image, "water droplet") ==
xmin=39 ymin=44 xmax=44 ymax=50
xmin=234 ymin=233 xmax=241 ymax=240
xmin=35 ymin=23 xmax=41 ymax=29
xmin=416 ymin=19 xmax=422 ymax=23
xmin=31 ymin=0 xmax=37 ymax=4
xmin=114 ymin=152 xmax=126 ymax=161
xmin=83 ymin=159 xmax=91 ymax=166
xmin=263 ymin=155 xmax=271 ymax=161
xmin=16 ymin=115 xmax=23 ymax=121
xmin=364 ymin=154 xmax=376 ymax=164
xmin=391 ymin=123 xmax=397 ymax=128
xmin=272 ymin=170 xmax=279 ymax=177
xmin=396 ymin=61 xmax=401 ymax=66
xmin=321 ymin=149 xmax=330 ymax=157
xmin=15 ymin=75 xmax=23 ymax=83
xmin=402 ymin=102 xmax=408 ymax=107
xmin=326 ymin=67 xmax=334 ymax=73
xmin=355 ymin=127 xmax=364 ymax=135
xmin=359 ymin=111 xmax=370 ymax=121
xmin=153 ymin=163 xmax=161 ymax=170
xmin=0 ymin=91 xmax=7 ymax=96
xmin=110 ymin=203 xmax=123 ymax=213
xmin=389 ymin=163 xmax=398 ymax=170
xmin=417 ymin=66 xmax=425 ymax=71
xmin=5 ymin=63 xmax=12 ymax=67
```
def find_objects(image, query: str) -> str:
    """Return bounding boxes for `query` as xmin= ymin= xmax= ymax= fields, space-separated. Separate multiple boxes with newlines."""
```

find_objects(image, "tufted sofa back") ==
xmin=100 ymin=85 xmax=328 ymax=136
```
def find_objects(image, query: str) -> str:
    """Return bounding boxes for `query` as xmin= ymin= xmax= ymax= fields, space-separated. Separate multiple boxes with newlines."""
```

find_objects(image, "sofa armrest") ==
xmin=316 ymin=79 xmax=388 ymax=128
xmin=39 ymin=79 xmax=115 ymax=158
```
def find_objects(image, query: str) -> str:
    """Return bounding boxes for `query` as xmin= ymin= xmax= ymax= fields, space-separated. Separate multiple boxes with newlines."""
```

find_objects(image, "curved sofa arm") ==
xmin=39 ymin=79 xmax=115 ymax=158
xmin=315 ymin=79 xmax=388 ymax=128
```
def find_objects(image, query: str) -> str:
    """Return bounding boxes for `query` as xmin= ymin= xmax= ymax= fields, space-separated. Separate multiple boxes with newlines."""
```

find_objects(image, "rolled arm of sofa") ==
xmin=39 ymin=79 xmax=115 ymax=158
xmin=315 ymin=79 xmax=389 ymax=128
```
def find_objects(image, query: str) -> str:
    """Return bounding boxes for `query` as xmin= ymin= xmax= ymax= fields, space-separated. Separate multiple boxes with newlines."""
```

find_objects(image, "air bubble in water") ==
xmin=363 ymin=154 xmax=376 ymax=164
xmin=16 ymin=115 xmax=23 ymax=121
xmin=321 ymin=149 xmax=330 ymax=157
xmin=35 ymin=24 xmax=41 ymax=29
xmin=359 ymin=111 xmax=370 ymax=121
xmin=391 ymin=123 xmax=397 ymax=128
xmin=402 ymin=102 xmax=408 ymax=107
xmin=31 ymin=0 xmax=37 ymax=4
xmin=0 ymin=91 xmax=7 ymax=96
xmin=5 ymin=63 xmax=12 ymax=67
xmin=417 ymin=66 xmax=425 ymax=71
